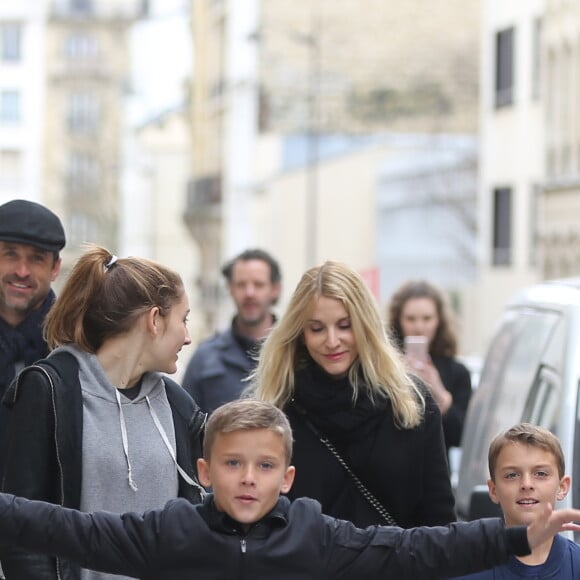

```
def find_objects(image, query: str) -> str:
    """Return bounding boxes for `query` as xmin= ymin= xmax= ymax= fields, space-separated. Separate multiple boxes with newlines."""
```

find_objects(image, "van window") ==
xmin=456 ymin=308 xmax=560 ymax=518
xmin=522 ymin=366 xmax=560 ymax=430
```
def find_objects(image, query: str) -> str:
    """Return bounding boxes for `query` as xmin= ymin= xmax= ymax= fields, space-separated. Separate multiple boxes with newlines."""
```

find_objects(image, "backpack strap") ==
xmin=39 ymin=351 xmax=79 ymax=385
xmin=2 ymin=351 xmax=79 ymax=407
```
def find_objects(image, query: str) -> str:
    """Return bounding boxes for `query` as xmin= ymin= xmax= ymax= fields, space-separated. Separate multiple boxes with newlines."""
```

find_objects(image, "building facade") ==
xmin=540 ymin=0 xmax=580 ymax=278
xmin=476 ymin=0 xmax=545 ymax=351
xmin=45 ymin=0 xmax=144 ymax=267
xmin=187 ymin=0 xmax=481 ymax=335
xmin=0 ymin=1 xmax=46 ymax=206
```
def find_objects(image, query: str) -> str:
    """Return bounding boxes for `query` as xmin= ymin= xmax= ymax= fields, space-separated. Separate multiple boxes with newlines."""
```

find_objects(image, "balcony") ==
xmin=186 ymin=174 xmax=221 ymax=214
xmin=184 ymin=174 xmax=222 ymax=246
xmin=50 ymin=0 xmax=147 ymax=22
xmin=50 ymin=60 xmax=116 ymax=81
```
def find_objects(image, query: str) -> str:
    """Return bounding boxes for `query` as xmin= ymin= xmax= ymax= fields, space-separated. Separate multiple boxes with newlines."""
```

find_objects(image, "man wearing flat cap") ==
xmin=0 ymin=199 xmax=65 ymax=474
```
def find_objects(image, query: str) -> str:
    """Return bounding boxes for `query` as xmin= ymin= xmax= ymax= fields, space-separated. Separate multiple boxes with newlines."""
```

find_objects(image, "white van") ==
xmin=455 ymin=277 xmax=580 ymax=539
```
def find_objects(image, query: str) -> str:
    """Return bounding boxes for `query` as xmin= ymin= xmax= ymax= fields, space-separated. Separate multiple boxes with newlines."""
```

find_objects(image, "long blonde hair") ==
xmin=252 ymin=261 xmax=424 ymax=428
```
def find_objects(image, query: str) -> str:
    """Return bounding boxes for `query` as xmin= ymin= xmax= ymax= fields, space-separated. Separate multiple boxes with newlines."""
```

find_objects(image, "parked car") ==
xmin=455 ymin=277 xmax=580 ymax=541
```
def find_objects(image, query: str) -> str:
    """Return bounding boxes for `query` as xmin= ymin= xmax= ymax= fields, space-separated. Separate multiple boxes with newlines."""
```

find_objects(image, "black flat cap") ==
xmin=0 ymin=199 xmax=66 ymax=253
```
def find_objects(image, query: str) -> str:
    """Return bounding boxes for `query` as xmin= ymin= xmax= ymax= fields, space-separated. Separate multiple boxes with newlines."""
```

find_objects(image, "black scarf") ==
xmin=0 ymin=290 xmax=55 ymax=391
xmin=293 ymin=362 xmax=389 ymax=445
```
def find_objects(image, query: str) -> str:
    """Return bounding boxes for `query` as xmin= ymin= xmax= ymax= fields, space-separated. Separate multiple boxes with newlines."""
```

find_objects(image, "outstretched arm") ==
xmin=327 ymin=505 xmax=580 ymax=579
xmin=0 ymin=494 xmax=194 ymax=577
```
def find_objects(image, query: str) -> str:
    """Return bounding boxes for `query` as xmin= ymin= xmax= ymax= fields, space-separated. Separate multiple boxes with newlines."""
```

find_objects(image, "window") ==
xmin=63 ymin=33 xmax=98 ymax=61
xmin=495 ymin=27 xmax=515 ymax=107
xmin=522 ymin=366 xmax=560 ymax=430
xmin=1 ymin=23 xmax=21 ymax=62
xmin=67 ymin=92 xmax=99 ymax=134
xmin=492 ymin=187 xmax=512 ymax=266
xmin=546 ymin=49 xmax=556 ymax=176
xmin=560 ymin=44 xmax=573 ymax=175
xmin=0 ymin=90 xmax=21 ymax=123
xmin=529 ymin=184 xmax=539 ymax=267
xmin=0 ymin=149 xmax=21 ymax=188
xmin=69 ymin=0 xmax=93 ymax=15
xmin=67 ymin=151 xmax=100 ymax=194
xmin=531 ymin=18 xmax=542 ymax=100
xmin=69 ymin=212 xmax=98 ymax=245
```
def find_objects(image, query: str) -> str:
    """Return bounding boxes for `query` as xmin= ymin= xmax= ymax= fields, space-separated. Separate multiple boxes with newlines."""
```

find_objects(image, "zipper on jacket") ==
xmin=239 ymin=522 xmax=264 ymax=554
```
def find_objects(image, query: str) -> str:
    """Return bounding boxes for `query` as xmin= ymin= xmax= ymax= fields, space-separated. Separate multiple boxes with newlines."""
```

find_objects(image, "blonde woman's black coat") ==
xmin=285 ymin=387 xmax=455 ymax=529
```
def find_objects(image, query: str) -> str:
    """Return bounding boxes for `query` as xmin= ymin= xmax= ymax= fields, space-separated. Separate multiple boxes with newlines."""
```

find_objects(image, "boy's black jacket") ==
xmin=0 ymin=493 xmax=528 ymax=579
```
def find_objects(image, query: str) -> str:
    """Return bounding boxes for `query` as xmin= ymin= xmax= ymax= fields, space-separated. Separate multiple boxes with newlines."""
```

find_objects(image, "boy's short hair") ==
xmin=204 ymin=400 xmax=293 ymax=465
xmin=488 ymin=423 xmax=565 ymax=481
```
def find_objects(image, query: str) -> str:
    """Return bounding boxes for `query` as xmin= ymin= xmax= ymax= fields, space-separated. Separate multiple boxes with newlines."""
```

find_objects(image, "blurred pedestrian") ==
xmin=388 ymin=280 xmax=472 ymax=454
xmin=183 ymin=248 xmax=281 ymax=413
xmin=251 ymin=261 xmax=455 ymax=528
xmin=0 ymin=245 xmax=206 ymax=580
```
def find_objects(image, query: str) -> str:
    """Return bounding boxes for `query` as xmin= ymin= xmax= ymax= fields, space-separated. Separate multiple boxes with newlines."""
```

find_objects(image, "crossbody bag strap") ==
xmin=292 ymin=401 xmax=398 ymax=527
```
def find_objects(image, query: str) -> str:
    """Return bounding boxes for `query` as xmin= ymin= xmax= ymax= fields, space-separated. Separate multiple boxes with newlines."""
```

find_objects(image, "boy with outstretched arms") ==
xmin=452 ymin=423 xmax=580 ymax=579
xmin=1 ymin=402 xmax=580 ymax=579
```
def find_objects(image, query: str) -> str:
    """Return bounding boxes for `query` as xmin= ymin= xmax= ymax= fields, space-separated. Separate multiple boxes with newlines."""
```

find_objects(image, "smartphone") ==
xmin=404 ymin=335 xmax=429 ymax=363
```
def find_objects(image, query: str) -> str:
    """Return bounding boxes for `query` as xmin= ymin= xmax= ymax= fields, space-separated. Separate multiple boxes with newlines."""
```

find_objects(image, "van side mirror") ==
xmin=468 ymin=485 xmax=503 ymax=520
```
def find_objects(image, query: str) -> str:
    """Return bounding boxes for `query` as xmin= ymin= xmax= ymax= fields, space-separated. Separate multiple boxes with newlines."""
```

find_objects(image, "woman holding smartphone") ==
xmin=388 ymin=280 xmax=472 ymax=454
xmin=251 ymin=262 xmax=455 ymax=529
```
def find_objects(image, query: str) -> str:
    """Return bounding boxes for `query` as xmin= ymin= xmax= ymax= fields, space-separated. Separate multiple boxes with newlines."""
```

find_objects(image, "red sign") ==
xmin=359 ymin=267 xmax=380 ymax=300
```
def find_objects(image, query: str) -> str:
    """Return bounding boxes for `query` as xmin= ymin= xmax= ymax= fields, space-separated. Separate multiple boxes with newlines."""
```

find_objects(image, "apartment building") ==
xmin=476 ymin=0 xmax=545 ymax=351
xmin=477 ymin=0 xmax=580 ymax=352
xmin=0 ymin=1 xmax=46 ymax=206
xmin=45 ymin=0 xmax=144 ymax=265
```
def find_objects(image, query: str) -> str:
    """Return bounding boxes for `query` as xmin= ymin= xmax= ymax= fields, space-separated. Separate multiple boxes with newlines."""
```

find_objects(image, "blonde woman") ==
xmin=252 ymin=261 xmax=455 ymax=528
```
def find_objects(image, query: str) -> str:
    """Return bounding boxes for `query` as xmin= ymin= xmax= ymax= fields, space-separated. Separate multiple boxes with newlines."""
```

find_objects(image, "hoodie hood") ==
xmin=51 ymin=344 xmax=165 ymax=402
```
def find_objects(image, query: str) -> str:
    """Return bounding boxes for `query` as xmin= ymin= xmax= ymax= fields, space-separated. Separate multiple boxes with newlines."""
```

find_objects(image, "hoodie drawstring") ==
xmin=115 ymin=388 xmax=139 ymax=492
xmin=145 ymin=395 xmax=206 ymax=498
xmin=114 ymin=388 xmax=206 ymax=498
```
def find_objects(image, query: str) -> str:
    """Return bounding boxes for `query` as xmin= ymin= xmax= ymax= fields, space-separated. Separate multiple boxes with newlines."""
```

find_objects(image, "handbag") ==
xmin=292 ymin=402 xmax=398 ymax=527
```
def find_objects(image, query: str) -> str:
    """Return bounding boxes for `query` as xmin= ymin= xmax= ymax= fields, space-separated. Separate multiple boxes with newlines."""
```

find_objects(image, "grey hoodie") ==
xmin=55 ymin=345 xmax=180 ymax=580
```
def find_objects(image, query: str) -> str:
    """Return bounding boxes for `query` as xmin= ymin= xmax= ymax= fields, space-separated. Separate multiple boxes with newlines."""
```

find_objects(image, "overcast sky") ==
xmin=129 ymin=0 xmax=192 ymax=125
